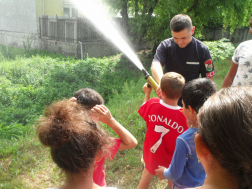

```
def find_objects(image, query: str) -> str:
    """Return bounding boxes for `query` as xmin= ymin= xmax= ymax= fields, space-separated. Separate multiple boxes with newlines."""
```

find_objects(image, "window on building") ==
xmin=62 ymin=2 xmax=78 ymax=17
xmin=72 ymin=8 xmax=78 ymax=17
xmin=63 ymin=7 xmax=70 ymax=17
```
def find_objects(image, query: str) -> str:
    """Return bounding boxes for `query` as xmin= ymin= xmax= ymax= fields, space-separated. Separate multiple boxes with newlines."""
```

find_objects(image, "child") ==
xmin=222 ymin=14 xmax=252 ymax=87
xmin=138 ymin=72 xmax=188 ymax=189
xmin=37 ymin=100 xmax=118 ymax=189
xmin=73 ymin=88 xmax=138 ymax=187
xmin=73 ymin=88 xmax=104 ymax=109
xmin=196 ymin=86 xmax=252 ymax=189
xmin=155 ymin=78 xmax=217 ymax=189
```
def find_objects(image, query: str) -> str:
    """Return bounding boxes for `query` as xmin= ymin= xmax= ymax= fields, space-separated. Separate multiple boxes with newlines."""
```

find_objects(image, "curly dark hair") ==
xmin=36 ymin=100 xmax=112 ymax=174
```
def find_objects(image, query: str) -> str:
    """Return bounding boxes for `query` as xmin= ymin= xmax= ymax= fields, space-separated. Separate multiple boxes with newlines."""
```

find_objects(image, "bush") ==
xmin=203 ymin=38 xmax=235 ymax=61
xmin=0 ymin=51 xmax=147 ymax=139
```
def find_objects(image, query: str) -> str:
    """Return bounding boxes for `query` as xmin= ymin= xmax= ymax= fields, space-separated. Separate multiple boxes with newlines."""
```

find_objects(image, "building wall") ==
xmin=38 ymin=39 xmax=119 ymax=58
xmin=0 ymin=31 xmax=40 ymax=50
xmin=0 ymin=0 xmax=37 ymax=33
xmin=44 ymin=0 xmax=63 ymax=16
xmin=36 ymin=0 xmax=63 ymax=23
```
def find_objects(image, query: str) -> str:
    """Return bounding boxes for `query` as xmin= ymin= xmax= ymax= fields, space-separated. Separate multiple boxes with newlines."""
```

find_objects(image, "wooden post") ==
xmin=39 ymin=17 xmax=41 ymax=38
xmin=56 ymin=14 xmax=58 ymax=41
xmin=76 ymin=17 xmax=78 ymax=44
xmin=5 ymin=34 xmax=9 ymax=58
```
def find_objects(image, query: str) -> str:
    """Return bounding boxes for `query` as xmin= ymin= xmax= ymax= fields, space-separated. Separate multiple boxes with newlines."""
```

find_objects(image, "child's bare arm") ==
xmin=91 ymin=105 xmax=138 ymax=150
xmin=142 ymin=83 xmax=152 ymax=102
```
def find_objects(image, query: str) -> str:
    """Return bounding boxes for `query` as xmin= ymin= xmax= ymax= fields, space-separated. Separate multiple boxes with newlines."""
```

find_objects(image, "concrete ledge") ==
xmin=40 ymin=38 xmax=77 ymax=57
xmin=0 ymin=30 xmax=39 ymax=49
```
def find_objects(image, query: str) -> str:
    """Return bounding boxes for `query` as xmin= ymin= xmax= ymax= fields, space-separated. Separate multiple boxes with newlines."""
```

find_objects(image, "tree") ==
xmin=104 ymin=0 xmax=252 ymax=50
xmin=104 ymin=0 xmax=159 ymax=49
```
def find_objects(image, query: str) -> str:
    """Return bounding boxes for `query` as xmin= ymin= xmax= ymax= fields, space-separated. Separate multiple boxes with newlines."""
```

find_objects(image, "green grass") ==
xmin=214 ymin=59 xmax=232 ymax=88
xmin=0 ymin=41 xmax=234 ymax=188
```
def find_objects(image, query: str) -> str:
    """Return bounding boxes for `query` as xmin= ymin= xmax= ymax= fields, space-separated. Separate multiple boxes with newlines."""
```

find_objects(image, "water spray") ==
xmin=71 ymin=0 xmax=159 ymax=91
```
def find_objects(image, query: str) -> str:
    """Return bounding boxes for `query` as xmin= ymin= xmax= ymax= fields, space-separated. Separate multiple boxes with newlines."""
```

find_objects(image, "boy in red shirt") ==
xmin=138 ymin=72 xmax=188 ymax=189
xmin=72 ymin=88 xmax=138 ymax=187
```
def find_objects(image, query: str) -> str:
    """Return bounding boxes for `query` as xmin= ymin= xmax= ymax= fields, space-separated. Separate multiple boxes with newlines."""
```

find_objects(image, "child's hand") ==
xmin=155 ymin=166 xmax=166 ymax=180
xmin=69 ymin=97 xmax=77 ymax=101
xmin=91 ymin=105 xmax=113 ymax=125
xmin=155 ymin=86 xmax=162 ymax=98
xmin=142 ymin=83 xmax=152 ymax=94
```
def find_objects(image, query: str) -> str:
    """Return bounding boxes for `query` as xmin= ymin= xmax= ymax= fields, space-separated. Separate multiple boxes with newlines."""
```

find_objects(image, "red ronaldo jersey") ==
xmin=138 ymin=97 xmax=188 ymax=175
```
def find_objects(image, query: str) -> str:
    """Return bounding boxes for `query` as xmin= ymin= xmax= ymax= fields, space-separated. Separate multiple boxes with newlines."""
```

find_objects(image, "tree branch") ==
xmin=137 ymin=0 xmax=159 ymax=44
xmin=135 ymin=0 xmax=139 ymax=17
xmin=187 ymin=0 xmax=199 ymax=13
xmin=120 ymin=0 xmax=129 ymax=35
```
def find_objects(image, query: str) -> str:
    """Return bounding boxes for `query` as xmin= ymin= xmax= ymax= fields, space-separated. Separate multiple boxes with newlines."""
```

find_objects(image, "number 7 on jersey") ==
xmin=150 ymin=125 xmax=170 ymax=153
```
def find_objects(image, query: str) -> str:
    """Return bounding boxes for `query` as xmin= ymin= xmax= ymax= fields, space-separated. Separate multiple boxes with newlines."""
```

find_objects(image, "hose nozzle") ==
xmin=141 ymin=69 xmax=158 ymax=91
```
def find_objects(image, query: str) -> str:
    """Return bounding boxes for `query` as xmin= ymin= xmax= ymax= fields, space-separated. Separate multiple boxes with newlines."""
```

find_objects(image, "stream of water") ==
xmin=71 ymin=0 xmax=144 ymax=71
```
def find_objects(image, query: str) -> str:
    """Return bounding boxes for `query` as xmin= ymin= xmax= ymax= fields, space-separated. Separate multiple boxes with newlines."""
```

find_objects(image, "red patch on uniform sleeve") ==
xmin=206 ymin=70 xmax=215 ymax=78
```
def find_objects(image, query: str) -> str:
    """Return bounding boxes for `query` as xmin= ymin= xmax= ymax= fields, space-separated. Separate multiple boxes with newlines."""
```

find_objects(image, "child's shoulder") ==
xmin=160 ymin=101 xmax=185 ymax=113
xmin=144 ymin=97 xmax=161 ymax=106
xmin=178 ymin=128 xmax=198 ymax=140
xmin=179 ymin=107 xmax=184 ymax=113
xmin=149 ymin=97 xmax=160 ymax=102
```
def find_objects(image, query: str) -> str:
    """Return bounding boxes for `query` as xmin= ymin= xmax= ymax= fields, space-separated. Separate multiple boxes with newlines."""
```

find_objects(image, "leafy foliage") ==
xmin=104 ymin=0 xmax=252 ymax=46
xmin=203 ymin=38 xmax=236 ymax=61
xmin=0 ymin=49 xmax=142 ymax=139
xmin=22 ymin=34 xmax=36 ymax=55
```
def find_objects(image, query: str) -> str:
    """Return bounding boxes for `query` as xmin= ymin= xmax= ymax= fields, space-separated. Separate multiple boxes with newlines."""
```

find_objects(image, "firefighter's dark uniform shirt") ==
xmin=153 ymin=37 xmax=215 ymax=83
